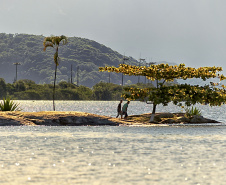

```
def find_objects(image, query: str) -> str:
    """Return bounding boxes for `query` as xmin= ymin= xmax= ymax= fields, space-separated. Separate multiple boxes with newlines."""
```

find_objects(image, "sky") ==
xmin=1 ymin=0 xmax=226 ymax=75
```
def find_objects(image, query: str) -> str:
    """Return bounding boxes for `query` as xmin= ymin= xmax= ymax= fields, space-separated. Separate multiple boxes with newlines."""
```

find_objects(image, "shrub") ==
xmin=185 ymin=106 xmax=201 ymax=118
xmin=0 ymin=97 xmax=21 ymax=111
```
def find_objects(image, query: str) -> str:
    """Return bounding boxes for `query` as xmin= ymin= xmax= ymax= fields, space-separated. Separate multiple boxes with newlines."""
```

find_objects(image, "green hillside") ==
xmin=0 ymin=33 xmax=138 ymax=87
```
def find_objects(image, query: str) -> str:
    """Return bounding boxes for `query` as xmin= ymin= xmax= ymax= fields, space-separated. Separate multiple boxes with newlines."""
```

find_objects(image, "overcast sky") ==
xmin=1 ymin=0 xmax=226 ymax=75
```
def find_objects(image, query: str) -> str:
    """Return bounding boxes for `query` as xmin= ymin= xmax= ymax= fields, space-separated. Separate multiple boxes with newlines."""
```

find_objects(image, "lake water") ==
xmin=0 ymin=101 xmax=226 ymax=185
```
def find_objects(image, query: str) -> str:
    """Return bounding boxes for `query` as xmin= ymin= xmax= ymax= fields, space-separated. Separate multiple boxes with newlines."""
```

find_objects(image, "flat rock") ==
xmin=0 ymin=111 xmax=221 ymax=126
xmin=0 ymin=111 xmax=128 ymax=126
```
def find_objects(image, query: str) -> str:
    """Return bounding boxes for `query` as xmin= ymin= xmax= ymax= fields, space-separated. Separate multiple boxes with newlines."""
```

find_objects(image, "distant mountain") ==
xmin=3 ymin=33 xmax=206 ymax=88
xmin=0 ymin=33 xmax=140 ymax=87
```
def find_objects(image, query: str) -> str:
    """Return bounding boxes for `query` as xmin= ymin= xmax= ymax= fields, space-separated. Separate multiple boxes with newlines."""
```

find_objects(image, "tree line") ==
xmin=0 ymin=33 xmax=138 ymax=87
xmin=0 ymin=78 xmax=154 ymax=101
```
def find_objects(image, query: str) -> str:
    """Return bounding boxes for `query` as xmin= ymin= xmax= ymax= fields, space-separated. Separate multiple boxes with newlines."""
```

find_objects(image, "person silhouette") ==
xmin=116 ymin=100 xmax=123 ymax=118
xmin=122 ymin=101 xmax=130 ymax=119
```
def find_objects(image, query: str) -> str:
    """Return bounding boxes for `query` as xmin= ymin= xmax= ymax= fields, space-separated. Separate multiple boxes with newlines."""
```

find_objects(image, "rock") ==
xmin=190 ymin=115 xmax=206 ymax=123
xmin=0 ymin=111 xmax=221 ymax=126
xmin=177 ymin=117 xmax=190 ymax=123
xmin=0 ymin=118 xmax=21 ymax=126
xmin=0 ymin=111 xmax=117 ymax=126
xmin=161 ymin=119 xmax=176 ymax=124
xmin=154 ymin=113 xmax=175 ymax=122
xmin=190 ymin=115 xmax=220 ymax=123
xmin=154 ymin=116 xmax=162 ymax=122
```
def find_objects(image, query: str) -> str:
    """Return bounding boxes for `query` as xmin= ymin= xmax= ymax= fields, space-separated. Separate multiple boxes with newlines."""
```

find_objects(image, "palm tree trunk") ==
xmin=149 ymin=103 xmax=157 ymax=122
xmin=53 ymin=64 xmax=57 ymax=111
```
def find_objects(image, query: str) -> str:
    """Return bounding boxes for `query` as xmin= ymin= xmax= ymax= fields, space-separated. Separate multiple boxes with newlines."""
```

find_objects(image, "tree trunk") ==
xmin=149 ymin=103 xmax=157 ymax=122
xmin=53 ymin=64 xmax=57 ymax=111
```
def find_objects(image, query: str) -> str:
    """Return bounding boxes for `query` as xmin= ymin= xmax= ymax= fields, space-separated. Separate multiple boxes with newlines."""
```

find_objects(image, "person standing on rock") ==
xmin=116 ymin=99 xmax=123 ymax=118
xmin=122 ymin=100 xmax=130 ymax=119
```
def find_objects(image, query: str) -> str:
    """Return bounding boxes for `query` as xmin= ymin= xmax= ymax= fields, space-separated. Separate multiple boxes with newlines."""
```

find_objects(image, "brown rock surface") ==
xmin=0 ymin=111 xmax=129 ymax=126
xmin=126 ymin=113 xmax=220 ymax=125
xmin=0 ymin=111 xmax=221 ymax=126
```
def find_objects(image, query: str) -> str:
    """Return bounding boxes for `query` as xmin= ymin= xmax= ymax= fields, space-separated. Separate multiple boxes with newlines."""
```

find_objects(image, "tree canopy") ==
xmin=100 ymin=63 xmax=226 ymax=122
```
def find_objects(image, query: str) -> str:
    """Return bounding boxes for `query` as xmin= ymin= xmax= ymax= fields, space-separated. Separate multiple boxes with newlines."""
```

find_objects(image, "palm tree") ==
xmin=43 ymin=35 xmax=68 ymax=111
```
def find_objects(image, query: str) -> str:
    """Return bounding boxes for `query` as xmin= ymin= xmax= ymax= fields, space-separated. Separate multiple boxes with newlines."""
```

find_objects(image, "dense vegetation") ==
xmin=0 ymin=78 xmax=154 ymax=100
xmin=100 ymin=63 xmax=226 ymax=122
xmin=0 ymin=33 xmax=138 ymax=87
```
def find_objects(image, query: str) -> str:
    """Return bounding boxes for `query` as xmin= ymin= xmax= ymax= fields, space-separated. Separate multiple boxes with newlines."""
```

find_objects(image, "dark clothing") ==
xmin=122 ymin=111 xmax=128 ymax=118
xmin=117 ymin=103 xmax=121 ymax=112
xmin=116 ymin=103 xmax=122 ymax=118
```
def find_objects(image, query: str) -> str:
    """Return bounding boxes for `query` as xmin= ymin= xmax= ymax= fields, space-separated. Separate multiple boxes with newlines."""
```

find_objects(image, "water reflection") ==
xmin=0 ymin=126 xmax=226 ymax=184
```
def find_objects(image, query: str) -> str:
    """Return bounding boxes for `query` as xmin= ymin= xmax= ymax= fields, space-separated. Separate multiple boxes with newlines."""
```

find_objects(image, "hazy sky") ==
xmin=1 ymin=0 xmax=226 ymax=74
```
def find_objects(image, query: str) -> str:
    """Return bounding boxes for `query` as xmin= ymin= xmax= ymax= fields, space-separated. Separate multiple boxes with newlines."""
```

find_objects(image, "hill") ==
xmin=0 ymin=33 xmax=139 ymax=87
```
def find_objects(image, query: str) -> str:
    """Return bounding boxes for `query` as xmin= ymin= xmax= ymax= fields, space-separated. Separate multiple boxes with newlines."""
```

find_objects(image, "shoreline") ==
xmin=0 ymin=111 xmax=222 ymax=126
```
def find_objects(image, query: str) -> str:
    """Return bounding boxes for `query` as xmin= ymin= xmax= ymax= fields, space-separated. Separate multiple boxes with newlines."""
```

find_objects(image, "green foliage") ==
xmin=0 ymin=97 xmax=20 ymax=111
xmin=0 ymin=78 xmax=7 ymax=98
xmin=100 ymin=63 xmax=226 ymax=122
xmin=14 ymin=80 xmax=26 ymax=91
xmin=1 ymin=79 xmax=107 ymax=100
xmin=123 ymin=83 xmax=226 ymax=106
xmin=0 ymin=33 xmax=138 ymax=87
xmin=14 ymin=90 xmax=41 ymax=100
xmin=92 ymin=82 xmax=123 ymax=100
xmin=43 ymin=35 xmax=68 ymax=66
xmin=0 ymin=78 xmax=159 ymax=101
xmin=101 ymin=64 xmax=226 ymax=106
xmin=77 ymin=86 xmax=93 ymax=100
xmin=184 ymin=106 xmax=202 ymax=118
xmin=58 ymin=81 xmax=77 ymax=89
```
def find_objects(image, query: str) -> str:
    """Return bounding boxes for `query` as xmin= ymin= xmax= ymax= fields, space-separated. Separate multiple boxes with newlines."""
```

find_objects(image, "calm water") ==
xmin=0 ymin=101 xmax=226 ymax=185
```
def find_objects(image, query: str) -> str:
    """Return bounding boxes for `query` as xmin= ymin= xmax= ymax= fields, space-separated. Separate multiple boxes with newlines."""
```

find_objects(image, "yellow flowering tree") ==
xmin=99 ymin=63 xmax=226 ymax=122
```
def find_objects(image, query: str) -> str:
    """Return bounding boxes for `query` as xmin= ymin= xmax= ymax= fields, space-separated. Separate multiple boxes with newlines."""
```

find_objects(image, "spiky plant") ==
xmin=0 ymin=97 xmax=20 ymax=111
xmin=185 ymin=106 xmax=202 ymax=118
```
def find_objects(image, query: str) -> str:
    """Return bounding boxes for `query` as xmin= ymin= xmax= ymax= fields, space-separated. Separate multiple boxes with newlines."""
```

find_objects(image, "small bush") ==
xmin=185 ymin=106 xmax=201 ymax=118
xmin=0 ymin=97 xmax=21 ymax=111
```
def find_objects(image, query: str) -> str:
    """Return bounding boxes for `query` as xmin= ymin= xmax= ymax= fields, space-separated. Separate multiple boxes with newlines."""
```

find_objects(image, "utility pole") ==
xmin=147 ymin=60 xmax=156 ymax=85
xmin=122 ymin=56 xmax=129 ymax=86
xmin=71 ymin=64 xmax=73 ymax=84
xmin=138 ymin=58 xmax=145 ymax=83
xmin=13 ymin=62 xmax=21 ymax=82
xmin=77 ymin=66 xmax=79 ymax=86
xmin=145 ymin=61 xmax=147 ymax=84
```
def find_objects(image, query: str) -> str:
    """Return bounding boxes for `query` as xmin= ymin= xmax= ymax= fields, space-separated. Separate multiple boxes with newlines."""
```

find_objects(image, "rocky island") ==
xmin=0 ymin=111 xmax=221 ymax=126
